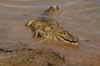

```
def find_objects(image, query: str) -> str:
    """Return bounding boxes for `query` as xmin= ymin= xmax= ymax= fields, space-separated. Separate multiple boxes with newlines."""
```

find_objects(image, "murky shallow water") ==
xmin=0 ymin=0 xmax=100 ymax=65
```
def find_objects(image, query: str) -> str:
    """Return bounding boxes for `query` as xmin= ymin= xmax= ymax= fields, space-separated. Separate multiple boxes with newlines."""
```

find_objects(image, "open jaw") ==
xmin=57 ymin=36 xmax=79 ymax=45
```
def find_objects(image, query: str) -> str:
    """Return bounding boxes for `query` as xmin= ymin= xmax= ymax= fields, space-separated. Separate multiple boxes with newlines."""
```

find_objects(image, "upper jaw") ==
xmin=57 ymin=36 xmax=79 ymax=45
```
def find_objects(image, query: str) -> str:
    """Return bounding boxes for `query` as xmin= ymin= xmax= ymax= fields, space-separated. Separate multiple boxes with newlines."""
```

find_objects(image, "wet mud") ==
xmin=0 ymin=48 xmax=65 ymax=66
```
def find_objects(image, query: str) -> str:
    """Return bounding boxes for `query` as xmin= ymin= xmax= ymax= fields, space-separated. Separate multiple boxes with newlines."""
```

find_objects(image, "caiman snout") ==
xmin=70 ymin=37 xmax=79 ymax=44
xmin=56 ymin=30 xmax=79 ymax=45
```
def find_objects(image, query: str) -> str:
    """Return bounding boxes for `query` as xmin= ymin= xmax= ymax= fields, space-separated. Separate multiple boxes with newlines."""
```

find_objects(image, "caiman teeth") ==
xmin=57 ymin=36 xmax=78 ymax=45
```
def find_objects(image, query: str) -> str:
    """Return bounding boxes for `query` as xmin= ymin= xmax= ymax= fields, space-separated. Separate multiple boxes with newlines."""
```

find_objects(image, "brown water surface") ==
xmin=0 ymin=0 xmax=100 ymax=66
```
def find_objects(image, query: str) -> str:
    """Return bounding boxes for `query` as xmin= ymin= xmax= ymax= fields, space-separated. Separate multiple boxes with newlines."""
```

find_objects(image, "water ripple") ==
xmin=0 ymin=3 xmax=31 ymax=8
xmin=10 ymin=0 xmax=32 ymax=1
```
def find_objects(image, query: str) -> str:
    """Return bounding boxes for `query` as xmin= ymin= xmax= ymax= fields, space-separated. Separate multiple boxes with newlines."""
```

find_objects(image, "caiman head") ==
xmin=56 ymin=30 xmax=79 ymax=45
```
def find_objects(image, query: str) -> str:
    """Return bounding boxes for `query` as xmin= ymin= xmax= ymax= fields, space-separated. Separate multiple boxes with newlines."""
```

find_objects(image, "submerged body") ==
xmin=25 ymin=6 xmax=79 ymax=45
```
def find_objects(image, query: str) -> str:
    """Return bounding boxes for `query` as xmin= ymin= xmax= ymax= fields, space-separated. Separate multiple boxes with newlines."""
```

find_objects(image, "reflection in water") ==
xmin=0 ymin=0 xmax=100 ymax=65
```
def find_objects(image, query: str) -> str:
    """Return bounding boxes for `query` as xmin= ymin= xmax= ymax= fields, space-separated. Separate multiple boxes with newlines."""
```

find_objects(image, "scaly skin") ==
xmin=25 ymin=6 xmax=60 ymax=38
xmin=25 ymin=6 xmax=79 ymax=44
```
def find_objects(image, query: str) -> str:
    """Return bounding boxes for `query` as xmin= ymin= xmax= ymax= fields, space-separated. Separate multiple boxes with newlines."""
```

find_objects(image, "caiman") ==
xmin=25 ymin=6 xmax=79 ymax=45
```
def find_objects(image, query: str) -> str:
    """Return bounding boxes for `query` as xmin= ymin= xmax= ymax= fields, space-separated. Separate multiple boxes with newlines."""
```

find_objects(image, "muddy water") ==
xmin=0 ymin=0 xmax=100 ymax=65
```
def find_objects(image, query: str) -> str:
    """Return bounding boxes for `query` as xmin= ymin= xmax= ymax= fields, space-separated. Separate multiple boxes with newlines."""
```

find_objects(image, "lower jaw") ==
xmin=64 ymin=40 xmax=78 ymax=45
xmin=57 ymin=36 xmax=78 ymax=45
